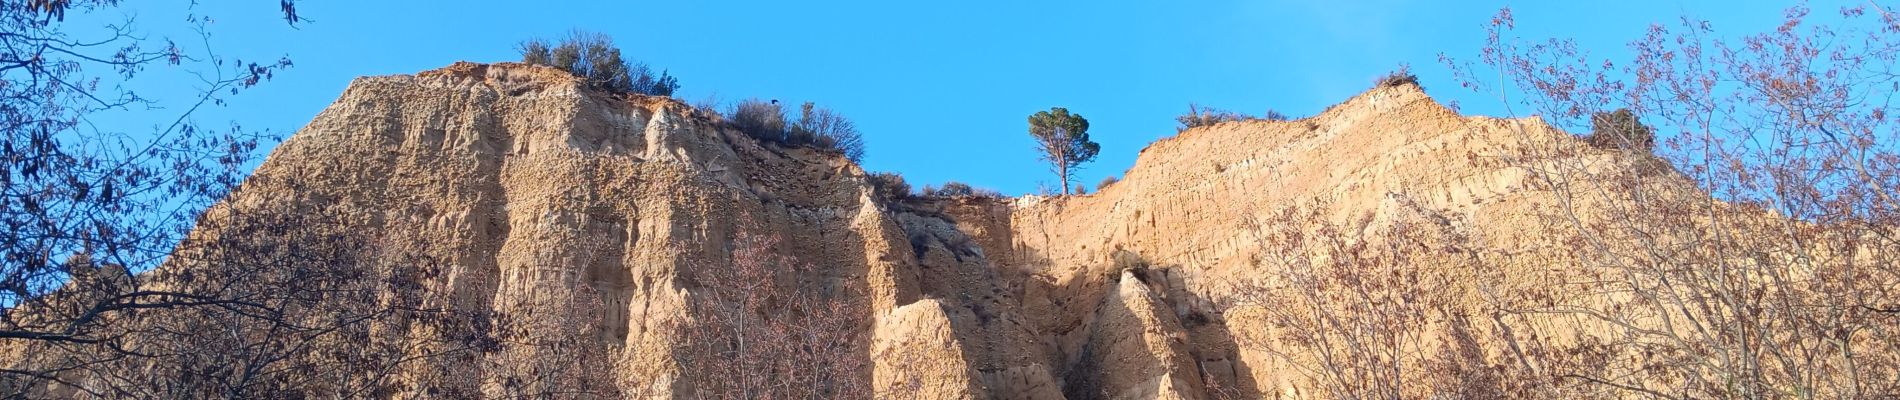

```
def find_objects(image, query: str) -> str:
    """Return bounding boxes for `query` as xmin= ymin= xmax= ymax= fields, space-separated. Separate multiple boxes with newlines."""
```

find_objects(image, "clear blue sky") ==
xmin=77 ymin=0 xmax=1797 ymax=195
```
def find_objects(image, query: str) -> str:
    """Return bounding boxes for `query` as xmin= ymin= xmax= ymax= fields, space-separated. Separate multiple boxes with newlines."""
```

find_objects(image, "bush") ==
xmin=917 ymin=181 xmax=1005 ymax=199
xmin=730 ymin=99 xmax=789 ymax=143
xmin=1373 ymin=64 xmax=1419 ymax=89
xmin=1176 ymin=104 xmax=1296 ymax=130
xmin=520 ymin=40 xmax=553 ymax=65
xmin=1176 ymin=103 xmax=1251 ymax=132
xmin=1585 ymin=108 xmax=1656 ymax=152
xmin=729 ymin=99 xmax=868 ymax=163
xmin=519 ymin=31 xmax=679 ymax=96
xmin=867 ymin=172 xmax=910 ymax=201
xmin=1261 ymin=109 xmax=1290 ymax=121
xmin=792 ymin=102 xmax=865 ymax=163
xmin=1098 ymin=176 xmax=1120 ymax=190
xmin=632 ymin=69 xmax=681 ymax=97
xmin=691 ymin=95 xmax=723 ymax=117
xmin=935 ymin=182 xmax=975 ymax=197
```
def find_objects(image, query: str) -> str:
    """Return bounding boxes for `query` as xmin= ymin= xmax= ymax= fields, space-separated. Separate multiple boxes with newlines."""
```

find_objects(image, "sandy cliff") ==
xmin=10 ymin=61 xmax=1773 ymax=398
xmin=226 ymin=62 xmax=1577 ymax=398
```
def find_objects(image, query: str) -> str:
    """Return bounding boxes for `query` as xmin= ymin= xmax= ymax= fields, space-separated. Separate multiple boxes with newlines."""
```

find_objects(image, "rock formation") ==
xmin=11 ymin=61 xmax=1888 ymax=399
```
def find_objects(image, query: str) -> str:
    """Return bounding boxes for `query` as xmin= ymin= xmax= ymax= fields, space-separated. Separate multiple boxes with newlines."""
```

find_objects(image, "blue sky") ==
xmin=75 ymin=0 xmax=1797 ymax=195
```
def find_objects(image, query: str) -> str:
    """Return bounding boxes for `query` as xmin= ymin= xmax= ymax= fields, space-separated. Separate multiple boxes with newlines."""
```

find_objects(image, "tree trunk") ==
xmin=1059 ymin=167 xmax=1070 ymax=196
xmin=1055 ymin=145 xmax=1070 ymax=196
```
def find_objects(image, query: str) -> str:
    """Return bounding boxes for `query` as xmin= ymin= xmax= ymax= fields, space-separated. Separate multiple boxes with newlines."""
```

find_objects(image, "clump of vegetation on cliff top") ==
xmin=867 ymin=172 xmax=911 ymax=201
xmin=518 ymin=32 xmax=870 ymax=164
xmin=519 ymin=31 xmax=680 ymax=96
xmin=1175 ymin=104 xmax=1250 ymax=132
xmin=1373 ymin=64 xmax=1419 ymax=89
xmin=918 ymin=181 xmax=1004 ymax=199
xmin=728 ymin=99 xmax=868 ymax=163
xmin=1585 ymin=108 xmax=1656 ymax=153
xmin=1175 ymin=103 xmax=1293 ymax=132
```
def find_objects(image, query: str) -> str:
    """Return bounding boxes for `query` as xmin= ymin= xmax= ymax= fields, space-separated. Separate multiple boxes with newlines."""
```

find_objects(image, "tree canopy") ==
xmin=1028 ymin=107 xmax=1099 ymax=195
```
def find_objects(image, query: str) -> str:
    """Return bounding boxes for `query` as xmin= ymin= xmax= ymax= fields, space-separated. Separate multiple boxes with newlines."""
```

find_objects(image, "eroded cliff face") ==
xmin=36 ymin=62 xmax=1640 ymax=398
xmin=213 ymin=61 xmax=945 ymax=397
xmin=925 ymin=85 xmax=1597 ymax=398
xmin=993 ymin=87 xmax=1577 ymax=398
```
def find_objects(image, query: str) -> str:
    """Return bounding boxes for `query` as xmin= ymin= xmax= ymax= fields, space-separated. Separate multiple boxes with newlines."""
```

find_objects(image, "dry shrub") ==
xmin=729 ymin=99 xmax=789 ymax=144
xmin=1177 ymin=105 xmax=1294 ymax=132
xmin=1373 ymin=64 xmax=1419 ymax=89
xmin=1261 ymin=109 xmax=1290 ymax=121
xmin=792 ymin=102 xmax=866 ymax=163
xmin=1176 ymin=103 xmax=1253 ymax=132
xmin=867 ymin=172 xmax=911 ymax=201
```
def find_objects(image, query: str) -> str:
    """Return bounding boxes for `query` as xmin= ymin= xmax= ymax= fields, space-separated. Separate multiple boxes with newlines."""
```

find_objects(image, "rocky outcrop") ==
xmin=202 ymin=61 xmax=942 ymax=397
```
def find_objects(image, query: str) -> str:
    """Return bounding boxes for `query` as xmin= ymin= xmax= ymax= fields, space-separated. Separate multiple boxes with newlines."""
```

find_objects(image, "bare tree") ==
xmin=1445 ymin=5 xmax=1900 ymax=398
xmin=673 ymin=224 xmax=870 ymax=399
xmin=1231 ymin=204 xmax=1436 ymax=399
xmin=0 ymin=2 xmax=497 ymax=397
xmin=2 ymin=0 xmax=296 ymax=343
xmin=468 ymin=217 xmax=626 ymax=399
xmin=1 ymin=197 xmax=493 ymax=398
xmin=1225 ymin=199 xmax=1550 ymax=399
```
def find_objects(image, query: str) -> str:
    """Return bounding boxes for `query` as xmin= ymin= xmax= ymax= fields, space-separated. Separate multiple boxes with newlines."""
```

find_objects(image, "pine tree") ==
xmin=1028 ymin=107 xmax=1099 ymax=195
